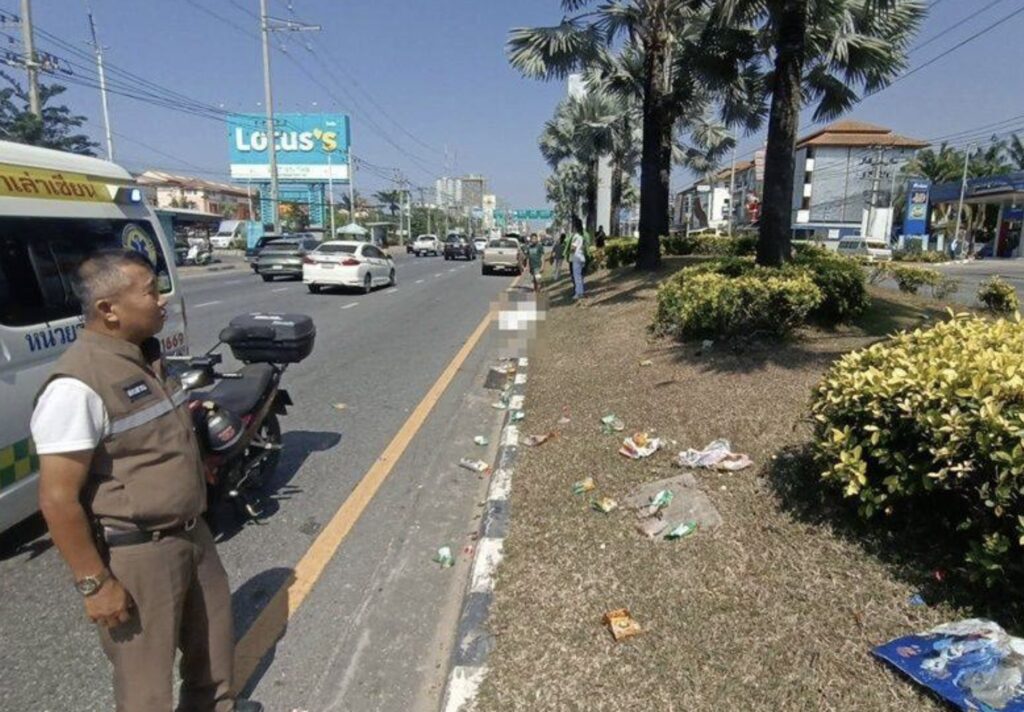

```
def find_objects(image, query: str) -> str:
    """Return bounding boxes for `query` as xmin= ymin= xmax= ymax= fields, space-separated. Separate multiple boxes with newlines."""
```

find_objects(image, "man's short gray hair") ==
xmin=72 ymin=250 xmax=154 ymax=319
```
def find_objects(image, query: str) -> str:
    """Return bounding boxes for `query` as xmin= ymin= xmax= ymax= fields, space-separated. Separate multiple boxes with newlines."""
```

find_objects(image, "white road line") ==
xmin=271 ymin=287 xmax=289 ymax=292
xmin=434 ymin=273 xmax=443 ymax=278
xmin=385 ymin=288 xmax=398 ymax=294
xmin=415 ymin=279 xmax=424 ymax=284
xmin=341 ymin=302 xmax=359 ymax=310
xmin=448 ymin=268 xmax=457 ymax=272
xmin=193 ymin=301 xmax=221 ymax=308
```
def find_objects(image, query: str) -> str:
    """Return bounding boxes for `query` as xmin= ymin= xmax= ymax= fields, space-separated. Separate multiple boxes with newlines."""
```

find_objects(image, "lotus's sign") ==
xmin=228 ymin=113 xmax=350 ymax=181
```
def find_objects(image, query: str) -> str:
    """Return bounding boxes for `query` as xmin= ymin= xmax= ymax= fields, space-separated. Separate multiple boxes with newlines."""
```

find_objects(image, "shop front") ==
xmin=930 ymin=172 xmax=1024 ymax=258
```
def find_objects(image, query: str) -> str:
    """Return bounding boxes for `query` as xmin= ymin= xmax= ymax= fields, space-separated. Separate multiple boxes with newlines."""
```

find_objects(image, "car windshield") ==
xmin=318 ymin=244 xmax=357 ymax=254
xmin=867 ymin=242 xmax=888 ymax=250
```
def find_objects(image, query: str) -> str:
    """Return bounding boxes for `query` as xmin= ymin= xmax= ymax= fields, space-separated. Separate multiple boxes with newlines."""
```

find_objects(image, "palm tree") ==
xmin=508 ymin=1 xmax=762 ymax=270
xmin=373 ymin=189 xmax=402 ymax=218
xmin=1008 ymin=133 xmax=1024 ymax=171
xmin=716 ymin=0 xmax=927 ymax=266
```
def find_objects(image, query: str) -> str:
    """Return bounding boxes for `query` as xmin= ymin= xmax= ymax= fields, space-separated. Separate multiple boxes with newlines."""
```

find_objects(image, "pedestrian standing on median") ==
xmin=32 ymin=250 xmax=262 ymax=712
xmin=527 ymin=233 xmax=545 ymax=293
xmin=552 ymin=232 xmax=566 ymax=280
xmin=570 ymin=217 xmax=587 ymax=301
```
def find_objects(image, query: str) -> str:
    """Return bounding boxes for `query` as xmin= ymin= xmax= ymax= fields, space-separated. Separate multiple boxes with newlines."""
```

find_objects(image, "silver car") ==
xmin=482 ymin=238 xmax=523 ymax=275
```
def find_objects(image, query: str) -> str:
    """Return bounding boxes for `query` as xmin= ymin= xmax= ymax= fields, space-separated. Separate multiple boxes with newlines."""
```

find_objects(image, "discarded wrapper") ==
xmin=675 ymin=439 xmax=751 ymax=471
xmin=333 ymin=403 xmax=347 ymax=411
xmin=558 ymin=406 xmax=571 ymax=425
xmin=459 ymin=458 xmax=490 ymax=474
xmin=523 ymin=432 xmax=555 ymax=447
xmin=619 ymin=433 xmax=662 ymax=460
xmin=491 ymin=402 xmax=507 ymax=410
xmin=600 ymin=414 xmax=625 ymax=432
xmin=647 ymin=489 xmax=674 ymax=516
xmin=603 ymin=608 xmax=642 ymax=641
xmin=592 ymin=496 xmax=618 ymax=514
xmin=433 ymin=546 xmax=455 ymax=568
xmin=510 ymin=411 xmax=525 ymax=423
xmin=473 ymin=435 xmax=489 ymax=446
xmin=639 ymin=359 xmax=653 ymax=367
xmin=664 ymin=521 xmax=698 ymax=540
xmin=572 ymin=477 xmax=595 ymax=495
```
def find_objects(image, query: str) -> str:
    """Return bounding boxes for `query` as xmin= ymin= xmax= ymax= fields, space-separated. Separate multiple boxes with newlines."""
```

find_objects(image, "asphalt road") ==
xmin=0 ymin=251 xmax=518 ymax=711
xmin=929 ymin=258 xmax=1024 ymax=306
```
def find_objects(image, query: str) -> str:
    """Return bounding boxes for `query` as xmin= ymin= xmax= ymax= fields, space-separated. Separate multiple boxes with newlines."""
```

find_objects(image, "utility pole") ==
xmin=258 ymin=0 xmax=279 ymax=232
xmin=347 ymin=152 xmax=356 ymax=224
xmin=19 ymin=0 xmax=39 ymax=117
xmin=257 ymin=1 xmax=320 ymax=232
xmin=956 ymin=145 xmax=972 ymax=257
xmin=327 ymin=151 xmax=336 ymax=237
xmin=86 ymin=7 xmax=114 ymax=160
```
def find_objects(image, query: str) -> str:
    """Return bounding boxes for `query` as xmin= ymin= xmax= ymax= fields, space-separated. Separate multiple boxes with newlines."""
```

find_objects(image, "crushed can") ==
xmin=433 ymin=546 xmax=455 ymax=568
xmin=591 ymin=496 xmax=618 ymax=514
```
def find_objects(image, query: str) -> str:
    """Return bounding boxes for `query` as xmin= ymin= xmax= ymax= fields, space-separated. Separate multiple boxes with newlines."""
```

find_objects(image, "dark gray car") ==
xmin=255 ymin=236 xmax=320 ymax=281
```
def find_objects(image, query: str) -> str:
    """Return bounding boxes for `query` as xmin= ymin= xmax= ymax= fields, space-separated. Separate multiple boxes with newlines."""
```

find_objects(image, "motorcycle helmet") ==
xmin=199 ymin=400 xmax=243 ymax=454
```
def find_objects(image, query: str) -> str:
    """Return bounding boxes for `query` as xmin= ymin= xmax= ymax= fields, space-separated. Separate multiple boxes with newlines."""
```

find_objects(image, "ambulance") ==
xmin=0 ymin=141 xmax=188 ymax=533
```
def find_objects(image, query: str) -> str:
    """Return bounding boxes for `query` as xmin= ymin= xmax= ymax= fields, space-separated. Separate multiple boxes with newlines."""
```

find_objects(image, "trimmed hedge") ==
xmin=654 ymin=269 xmax=822 ymax=338
xmin=604 ymin=238 xmax=638 ymax=269
xmin=811 ymin=314 xmax=1024 ymax=584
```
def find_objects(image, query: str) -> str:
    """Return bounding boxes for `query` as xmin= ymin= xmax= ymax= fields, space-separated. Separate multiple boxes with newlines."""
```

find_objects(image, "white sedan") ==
xmin=303 ymin=241 xmax=395 ymax=294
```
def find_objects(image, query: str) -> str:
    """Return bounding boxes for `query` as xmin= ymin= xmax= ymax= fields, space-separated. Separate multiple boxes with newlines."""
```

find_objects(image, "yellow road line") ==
xmin=233 ymin=307 xmax=498 ymax=691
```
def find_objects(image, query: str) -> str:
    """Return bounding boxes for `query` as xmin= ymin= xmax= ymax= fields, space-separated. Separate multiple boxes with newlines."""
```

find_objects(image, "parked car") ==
xmin=255 ymin=235 xmax=321 ymax=281
xmin=472 ymin=236 xmax=488 ymax=253
xmin=245 ymin=232 xmax=285 ymax=271
xmin=836 ymin=236 xmax=892 ymax=261
xmin=303 ymin=240 xmax=395 ymax=294
xmin=482 ymin=237 xmax=523 ymax=275
xmin=412 ymin=234 xmax=441 ymax=256
xmin=444 ymin=234 xmax=476 ymax=261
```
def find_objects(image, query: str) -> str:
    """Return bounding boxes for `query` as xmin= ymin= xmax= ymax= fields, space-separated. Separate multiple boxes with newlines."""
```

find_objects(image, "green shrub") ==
xmin=978 ymin=276 xmax=1019 ymax=314
xmin=886 ymin=263 xmax=942 ymax=294
xmin=674 ymin=252 xmax=868 ymax=324
xmin=654 ymin=269 xmax=822 ymax=338
xmin=793 ymin=252 xmax=870 ymax=323
xmin=660 ymin=234 xmax=756 ymax=257
xmin=893 ymin=249 xmax=947 ymax=264
xmin=811 ymin=314 xmax=1024 ymax=584
xmin=604 ymin=238 xmax=638 ymax=269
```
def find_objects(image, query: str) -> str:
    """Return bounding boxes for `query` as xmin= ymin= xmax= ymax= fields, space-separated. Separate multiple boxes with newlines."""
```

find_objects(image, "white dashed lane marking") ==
xmin=341 ymin=302 xmax=359 ymax=310
xmin=193 ymin=301 xmax=221 ymax=308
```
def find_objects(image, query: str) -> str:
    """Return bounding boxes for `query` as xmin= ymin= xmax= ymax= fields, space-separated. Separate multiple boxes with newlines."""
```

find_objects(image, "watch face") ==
xmin=76 ymin=578 xmax=99 ymax=596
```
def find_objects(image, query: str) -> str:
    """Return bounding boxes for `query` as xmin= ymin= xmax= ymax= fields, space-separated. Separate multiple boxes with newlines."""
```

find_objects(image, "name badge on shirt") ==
xmin=122 ymin=380 xmax=152 ymax=403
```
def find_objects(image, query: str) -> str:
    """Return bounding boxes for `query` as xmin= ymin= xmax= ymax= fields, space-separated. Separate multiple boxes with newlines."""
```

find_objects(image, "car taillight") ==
xmin=341 ymin=258 xmax=361 ymax=266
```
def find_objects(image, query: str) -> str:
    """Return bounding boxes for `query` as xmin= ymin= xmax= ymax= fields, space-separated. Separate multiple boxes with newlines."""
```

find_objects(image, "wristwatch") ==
xmin=75 ymin=570 xmax=111 ymax=597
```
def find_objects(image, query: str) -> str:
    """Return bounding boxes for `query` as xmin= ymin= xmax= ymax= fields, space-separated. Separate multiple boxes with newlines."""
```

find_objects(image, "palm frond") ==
xmin=507 ymin=21 xmax=604 ymax=80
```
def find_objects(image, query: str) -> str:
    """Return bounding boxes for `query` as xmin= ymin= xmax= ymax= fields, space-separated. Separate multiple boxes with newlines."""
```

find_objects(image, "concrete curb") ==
xmin=440 ymin=355 xmax=529 ymax=712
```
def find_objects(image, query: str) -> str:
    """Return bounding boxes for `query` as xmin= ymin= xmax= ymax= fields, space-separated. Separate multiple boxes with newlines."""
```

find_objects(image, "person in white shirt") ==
xmin=569 ymin=217 xmax=587 ymax=300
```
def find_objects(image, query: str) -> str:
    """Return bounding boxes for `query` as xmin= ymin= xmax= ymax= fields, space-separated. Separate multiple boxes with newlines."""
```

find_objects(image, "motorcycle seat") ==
xmin=197 ymin=363 xmax=275 ymax=415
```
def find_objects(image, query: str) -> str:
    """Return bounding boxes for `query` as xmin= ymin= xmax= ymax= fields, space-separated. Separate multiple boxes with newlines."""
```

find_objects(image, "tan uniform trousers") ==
xmin=99 ymin=519 xmax=234 ymax=712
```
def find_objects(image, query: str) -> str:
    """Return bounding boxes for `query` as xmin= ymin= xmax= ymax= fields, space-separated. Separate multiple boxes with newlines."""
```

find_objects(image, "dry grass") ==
xmin=476 ymin=262 xmax=966 ymax=711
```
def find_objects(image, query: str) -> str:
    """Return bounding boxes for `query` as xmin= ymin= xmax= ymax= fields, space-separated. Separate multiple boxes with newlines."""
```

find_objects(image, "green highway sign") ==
xmin=497 ymin=209 xmax=553 ymax=221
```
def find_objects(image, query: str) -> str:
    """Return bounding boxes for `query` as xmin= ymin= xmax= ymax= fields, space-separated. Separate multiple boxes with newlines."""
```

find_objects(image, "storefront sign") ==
xmin=904 ymin=179 xmax=930 ymax=236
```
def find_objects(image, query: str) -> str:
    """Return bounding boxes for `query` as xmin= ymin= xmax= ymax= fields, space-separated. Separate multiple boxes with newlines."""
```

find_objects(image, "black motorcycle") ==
xmin=168 ymin=313 xmax=315 ymax=518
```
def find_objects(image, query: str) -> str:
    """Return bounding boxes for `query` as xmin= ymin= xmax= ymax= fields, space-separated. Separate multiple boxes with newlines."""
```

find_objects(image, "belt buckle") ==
xmin=183 ymin=518 xmax=197 ymax=532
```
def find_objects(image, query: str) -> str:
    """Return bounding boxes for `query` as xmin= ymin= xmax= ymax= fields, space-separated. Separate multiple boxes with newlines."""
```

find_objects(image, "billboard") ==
xmin=228 ymin=113 xmax=350 ymax=182
xmin=904 ymin=178 xmax=930 ymax=236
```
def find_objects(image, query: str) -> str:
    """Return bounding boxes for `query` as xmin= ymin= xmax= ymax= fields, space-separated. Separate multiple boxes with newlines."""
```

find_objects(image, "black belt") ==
xmin=103 ymin=518 xmax=198 ymax=547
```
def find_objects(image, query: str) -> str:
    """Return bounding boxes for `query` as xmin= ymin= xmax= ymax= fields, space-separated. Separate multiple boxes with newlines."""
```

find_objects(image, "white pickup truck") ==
xmin=411 ymin=234 xmax=440 ymax=256
xmin=482 ymin=237 xmax=523 ymax=275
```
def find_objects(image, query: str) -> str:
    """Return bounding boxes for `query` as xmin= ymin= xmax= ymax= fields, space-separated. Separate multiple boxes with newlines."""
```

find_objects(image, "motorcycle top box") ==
xmin=222 ymin=313 xmax=316 ymax=363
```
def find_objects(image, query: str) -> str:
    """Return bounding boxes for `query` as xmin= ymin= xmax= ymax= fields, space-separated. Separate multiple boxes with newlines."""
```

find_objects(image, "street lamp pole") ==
xmin=955 ymin=146 xmax=972 ymax=257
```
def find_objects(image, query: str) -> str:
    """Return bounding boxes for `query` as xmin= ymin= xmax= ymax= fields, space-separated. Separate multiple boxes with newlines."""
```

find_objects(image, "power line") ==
xmin=910 ymin=0 xmax=1009 ymax=54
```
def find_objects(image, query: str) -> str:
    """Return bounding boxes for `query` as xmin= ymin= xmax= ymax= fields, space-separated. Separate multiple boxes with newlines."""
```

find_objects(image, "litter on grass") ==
xmin=664 ymin=521 xmax=698 ymax=540
xmin=510 ymin=411 xmax=525 ymax=423
xmin=874 ymin=618 xmax=1024 ymax=711
xmin=639 ymin=359 xmax=653 ymax=367
xmin=459 ymin=458 xmax=490 ymax=474
xmin=600 ymin=414 xmax=625 ymax=433
xmin=624 ymin=474 xmax=723 ymax=542
xmin=591 ymin=496 xmax=618 ymax=514
xmin=646 ymin=489 xmax=673 ymax=516
xmin=908 ymin=593 xmax=926 ymax=607
xmin=675 ymin=438 xmax=752 ymax=471
xmin=333 ymin=403 xmax=347 ymax=411
xmin=636 ymin=517 xmax=667 ymax=539
xmin=473 ymin=436 xmax=489 ymax=446
xmin=558 ymin=406 xmax=571 ymax=425
xmin=433 ymin=546 xmax=455 ymax=568
xmin=491 ymin=401 xmax=507 ymax=410
xmin=603 ymin=609 xmax=642 ymax=641
xmin=572 ymin=477 xmax=595 ymax=495
xmin=523 ymin=432 xmax=555 ymax=447
xmin=619 ymin=432 xmax=662 ymax=460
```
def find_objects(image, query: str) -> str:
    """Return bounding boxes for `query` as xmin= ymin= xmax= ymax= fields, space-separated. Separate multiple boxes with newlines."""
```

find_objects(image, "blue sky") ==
xmin=9 ymin=0 xmax=1024 ymax=208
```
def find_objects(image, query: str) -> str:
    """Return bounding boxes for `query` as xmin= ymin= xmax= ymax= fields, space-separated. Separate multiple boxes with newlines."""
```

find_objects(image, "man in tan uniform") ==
xmin=32 ymin=250 xmax=261 ymax=712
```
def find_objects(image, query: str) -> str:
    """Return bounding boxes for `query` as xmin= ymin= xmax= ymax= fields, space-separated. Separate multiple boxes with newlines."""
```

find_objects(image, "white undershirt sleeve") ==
xmin=30 ymin=378 xmax=109 ymax=455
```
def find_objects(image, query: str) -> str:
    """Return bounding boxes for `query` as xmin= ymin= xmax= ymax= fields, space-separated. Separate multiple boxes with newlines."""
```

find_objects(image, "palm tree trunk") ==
xmin=585 ymin=160 xmax=598 ymax=236
xmin=610 ymin=163 xmax=623 ymax=236
xmin=637 ymin=39 xmax=670 ymax=271
xmin=756 ymin=0 xmax=806 ymax=268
